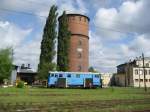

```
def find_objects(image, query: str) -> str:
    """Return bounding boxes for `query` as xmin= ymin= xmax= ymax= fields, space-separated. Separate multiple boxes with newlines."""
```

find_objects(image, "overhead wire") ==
xmin=0 ymin=1 xmax=147 ymax=35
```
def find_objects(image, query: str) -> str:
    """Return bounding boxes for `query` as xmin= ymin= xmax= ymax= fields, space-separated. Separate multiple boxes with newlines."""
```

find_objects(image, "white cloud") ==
xmin=14 ymin=36 xmax=41 ymax=71
xmin=57 ymin=0 xmax=88 ymax=16
xmin=1 ymin=0 xmax=150 ymax=73
xmin=94 ymin=0 xmax=150 ymax=40
xmin=0 ymin=21 xmax=32 ymax=49
xmin=0 ymin=0 xmax=56 ymax=18
xmin=0 ymin=20 xmax=41 ymax=71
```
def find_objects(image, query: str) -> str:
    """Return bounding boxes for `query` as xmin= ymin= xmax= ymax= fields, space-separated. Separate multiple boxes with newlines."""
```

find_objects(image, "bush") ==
xmin=16 ymin=81 xmax=25 ymax=88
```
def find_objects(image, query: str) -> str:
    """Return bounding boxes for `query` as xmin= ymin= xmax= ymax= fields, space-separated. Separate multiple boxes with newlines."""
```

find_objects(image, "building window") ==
xmin=145 ymin=70 xmax=147 ymax=75
xmin=146 ymin=63 xmax=149 ymax=67
xmin=78 ymin=65 xmax=82 ymax=71
xmin=139 ymin=70 xmax=143 ymax=75
xmin=145 ymin=79 xmax=148 ymax=82
xmin=135 ymin=79 xmax=138 ymax=82
xmin=76 ymin=74 xmax=80 ymax=78
xmin=67 ymin=74 xmax=71 ymax=78
xmin=78 ymin=53 xmax=82 ymax=58
xmin=79 ymin=17 xmax=82 ymax=21
xmin=149 ymin=79 xmax=150 ymax=82
xmin=140 ymin=79 xmax=143 ymax=82
xmin=135 ymin=70 xmax=138 ymax=75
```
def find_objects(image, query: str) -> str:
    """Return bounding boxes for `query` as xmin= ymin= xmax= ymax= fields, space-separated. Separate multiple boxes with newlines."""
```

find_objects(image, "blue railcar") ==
xmin=48 ymin=71 xmax=102 ymax=88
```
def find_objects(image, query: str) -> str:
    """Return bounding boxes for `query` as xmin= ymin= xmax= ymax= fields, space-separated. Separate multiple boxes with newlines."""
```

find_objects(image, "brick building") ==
xmin=115 ymin=57 xmax=150 ymax=87
xmin=58 ymin=14 xmax=90 ymax=72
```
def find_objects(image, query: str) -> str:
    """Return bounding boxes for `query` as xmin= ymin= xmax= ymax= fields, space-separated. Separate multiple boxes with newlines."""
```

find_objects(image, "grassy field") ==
xmin=0 ymin=87 xmax=150 ymax=112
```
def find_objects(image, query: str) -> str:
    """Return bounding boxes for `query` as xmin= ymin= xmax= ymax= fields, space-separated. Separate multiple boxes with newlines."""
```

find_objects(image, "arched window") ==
xmin=78 ymin=65 xmax=82 ymax=71
xmin=79 ymin=17 xmax=82 ymax=21
xmin=84 ymin=17 xmax=86 ymax=22
xmin=78 ymin=52 xmax=82 ymax=58
xmin=78 ymin=40 xmax=82 ymax=46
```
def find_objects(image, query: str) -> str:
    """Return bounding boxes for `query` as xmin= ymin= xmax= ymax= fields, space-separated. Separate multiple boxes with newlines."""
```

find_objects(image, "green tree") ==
xmin=88 ymin=66 xmax=98 ymax=73
xmin=57 ymin=11 xmax=71 ymax=71
xmin=0 ymin=48 xmax=12 ymax=84
xmin=38 ymin=5 xmax=58 ymax=79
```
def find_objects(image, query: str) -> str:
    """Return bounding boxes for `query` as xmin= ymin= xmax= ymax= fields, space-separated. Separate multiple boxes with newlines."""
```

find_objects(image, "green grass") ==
xmin=0 ymin=87 xmax=150 ymax=112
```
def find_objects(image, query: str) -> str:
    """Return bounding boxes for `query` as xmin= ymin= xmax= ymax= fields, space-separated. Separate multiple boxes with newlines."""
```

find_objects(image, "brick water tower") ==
xmin=59 ymin=14 xmax=90 ymax=72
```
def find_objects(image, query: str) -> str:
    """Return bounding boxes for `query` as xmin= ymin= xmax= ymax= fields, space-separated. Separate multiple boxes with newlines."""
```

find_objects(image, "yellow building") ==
xmin=101 ymin=73 xmax=113 ymax=87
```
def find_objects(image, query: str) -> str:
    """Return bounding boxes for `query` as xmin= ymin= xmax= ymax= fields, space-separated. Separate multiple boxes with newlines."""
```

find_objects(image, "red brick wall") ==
xmin=67 ymin=14 xmax=89 ymax=72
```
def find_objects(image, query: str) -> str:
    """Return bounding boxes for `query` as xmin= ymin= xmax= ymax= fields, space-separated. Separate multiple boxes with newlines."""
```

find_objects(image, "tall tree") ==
xmin=38 ymin=5 xmax=58 ymax=79
xmin=0 ymin=48 xmax=12 ymax=84
xmin=88 ymin=66 xmax=98 ymax=73
xmin=57 ymin=11 xmax=71 ymax=71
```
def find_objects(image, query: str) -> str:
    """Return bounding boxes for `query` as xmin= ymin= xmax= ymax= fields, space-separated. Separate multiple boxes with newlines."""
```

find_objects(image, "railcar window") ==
xmin=59 ymin=74 xmax=63 ymax=77
xmin=55 ymin=74 xmax=58 ymax=77
xmin=51 ymin=74 xmax=54 ymax=77
xmin=67 ymin=74 xmax=71 ymax=77
xmin=76 ymin=74 xmax=80 ymax=78
xmin=95 ymin=75 xmax=99 ymax=78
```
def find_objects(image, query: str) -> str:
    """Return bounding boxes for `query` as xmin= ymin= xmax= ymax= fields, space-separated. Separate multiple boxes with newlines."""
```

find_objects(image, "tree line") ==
xmin=38 ymin=5 xmax=71 ymax=79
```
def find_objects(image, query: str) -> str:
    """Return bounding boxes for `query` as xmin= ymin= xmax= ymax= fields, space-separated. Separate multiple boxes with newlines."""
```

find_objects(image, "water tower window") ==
xmin=78 ymin=65 xmax=82 ymax=71
xmin=84 ymin=18 xmax=86 ymax=22
xmin=72 ymin=16 xmax=75 ymax=20
xmin=79 ymin=17 xmax=82 ymax=21
xmin=78 ymin=52 xmax=82 ymax=58
xmin=78 ymin=40 xmax=82 ymax=46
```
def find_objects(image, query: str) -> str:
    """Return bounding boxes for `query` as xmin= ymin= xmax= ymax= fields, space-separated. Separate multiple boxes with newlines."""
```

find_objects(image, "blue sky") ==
xmin=0 ymin=0 xmax=150 ymax=73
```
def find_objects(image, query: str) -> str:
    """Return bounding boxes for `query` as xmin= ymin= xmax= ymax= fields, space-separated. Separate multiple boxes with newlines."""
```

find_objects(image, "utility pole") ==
xmin=12 ymin=48 xmax=14 ymax=64
xmin=142 ymin=53 xmax=147 ymax=92
xmin=125 ymin=63 xmax=127 ymax=87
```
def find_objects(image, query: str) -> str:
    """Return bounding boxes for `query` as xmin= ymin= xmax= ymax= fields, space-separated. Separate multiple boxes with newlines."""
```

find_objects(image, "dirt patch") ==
xmin=0 ymin=98 xmax=150 ymax=112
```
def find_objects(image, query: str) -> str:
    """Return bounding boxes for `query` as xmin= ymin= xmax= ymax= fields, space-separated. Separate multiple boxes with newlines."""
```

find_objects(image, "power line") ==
xmin=0 ymin=7 xmax=147 ymax=35
xmin=1 ymin=0 xmax=149 ymax=31
xmin=0 ymin=7 xmax=47 ymax=18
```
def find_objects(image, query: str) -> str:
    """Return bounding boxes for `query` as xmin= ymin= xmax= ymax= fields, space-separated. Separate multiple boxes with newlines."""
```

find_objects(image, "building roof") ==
xmin=58 ymin=13 xmax=90 ymax=21
xmin=117 ymin=60 xmax=136 ymax=68
xmin=136 ymin=57 xmax=150 ymax=61
xmin=18 ymin=69 xmax=37 ymax=74
xmin=49 ymin=71 xmax=100 ymax=75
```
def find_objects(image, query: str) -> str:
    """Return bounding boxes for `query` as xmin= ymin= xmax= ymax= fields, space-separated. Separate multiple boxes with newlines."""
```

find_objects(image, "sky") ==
xmin=0 ymin=0 xmax=150 ymax=73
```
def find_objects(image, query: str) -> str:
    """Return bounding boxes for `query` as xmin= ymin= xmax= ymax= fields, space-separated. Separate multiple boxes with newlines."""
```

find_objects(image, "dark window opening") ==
xmin=140 ymin=79 xmax=143 ymax=82
xmin=78 ymin=40 xmax=82 ymax=46
xmin=67 ymin=74 xmax=71 ymax=78
xmin=72 ymin=16 xmax=75 ymax=20
xmin=76 ymin=74 xmax=80 ymax=78
xmin=84 ymin=18 xmax=86 ymax=22
xmin=78 ymin=65 xmax=82 ymax=71
xmin=59 ymin=74 xmax=63 ymax=77
xmin=79 ymin=17 xmax=82 ymax=21
xmin=78 ymin=53 xmax=82 ymax=58
xmin=95 ymin=75 xmax=99 ymax=78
